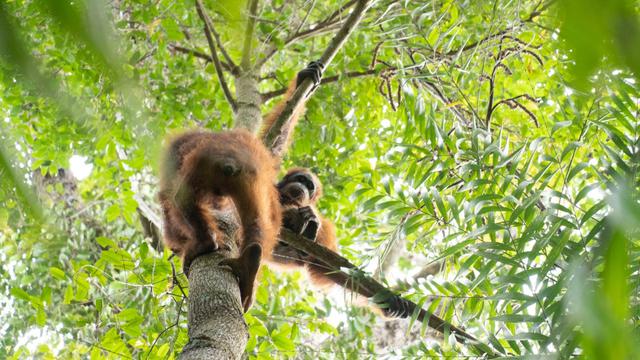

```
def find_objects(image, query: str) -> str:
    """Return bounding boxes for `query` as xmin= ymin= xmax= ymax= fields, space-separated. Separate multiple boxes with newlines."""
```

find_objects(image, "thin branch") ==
xmin=196 ymin=0 xmax=237 ymax=111
xmin=264 ymin=0 xmax=373 ymax=157
xmin=373 ymin=210 xmax=416 ymax=279
xmin=323 ymin=0 xmax=358 ymax=24
xmin=525 ymin=0 xmax=557 ymax=21
xmin=491 ymin=94 xmax=538 ymax=113
xmin=170 ymin=44 xmax=211 ymax=61
xmin=443 ymin=0 xmax=555 ymax=57
xmin=241 ymin=0 xmax=260 ymax=71
xmin=288 ymin=21 xmax=344 ymax=43
xmin=509 ymin=99 xmax=540 ymax=127
xmin=293 ymin=0 xmax=316 ymax=35
xmin=261 ymin=68 xmax=380 ymax=101
xmin=257 ymin=0 xmax=358 ymax=67
xmin=484 ymin=73 xmax=496 ymax=126
xmin=445 ymin=28 xmax=512 ymax=57
xmin=391 ymin=29 xmax=476 ymax=126
xmin=169 ymin=44 xmax=235 ymax=73
xmin=207 ymin=20 xmax=239 ymax=74
xmin=258 ymin=21 xmax=344 ymax=67
xmin=146 ymin=297 xmax=183 ymax=358
xmin=418 ymin=79 xmax=472 ymax=125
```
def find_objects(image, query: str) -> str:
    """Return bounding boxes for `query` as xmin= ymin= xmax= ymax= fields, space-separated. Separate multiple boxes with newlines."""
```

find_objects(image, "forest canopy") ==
xmin=0 ymin=0 xmax=639 ymax=359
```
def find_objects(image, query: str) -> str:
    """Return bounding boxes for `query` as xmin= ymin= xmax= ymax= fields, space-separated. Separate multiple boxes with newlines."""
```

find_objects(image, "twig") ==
xmin=169 ymin=44 xmax=235 ymax=72
xmin=135 ymin=49 xmax=157 ymax=65
xmin=491 ymin=94 xmax=538 ymax=113
xmin=261 ymin=68 xmax=381 ymax=101
xmin=258 ymin=22 xmax=344 ymax=67
xmin=525 ymin=0 xmax=556 ymax=21
xmin=263 ymin=0 xmax=373 ymax=157
xmin=207 ymin=19 xmax=239 ymax=74
xmin=170 ymin=44 xmax=212 ymax=61
xmin=443 ymin=0 xmax=555 ymax=57
xmin=294 ymin=0 xmax=316 ymax=35
xmin=484 ymin=37 xmax=543 ymax=127
xmin=196 ymin=0 xmax=237 ymax=111
xmin=508 ymin=99 xmax=540 ymax=127
xmin=145 ymin=297 xmax=184 ymax=360
xmin=373 ymin=210 xmax=416 ymax=279
xmin=257 ymin=0 xmax=358 ymax=67
xmin=324 ymin=0 xmax=358 ymax=24
xmin=418 ymin=79 xmax=472 ymax=125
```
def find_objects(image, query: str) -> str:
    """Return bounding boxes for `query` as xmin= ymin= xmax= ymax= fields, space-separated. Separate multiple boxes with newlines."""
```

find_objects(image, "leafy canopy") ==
xmin=0 ymin=0 xmax=639 ymax=359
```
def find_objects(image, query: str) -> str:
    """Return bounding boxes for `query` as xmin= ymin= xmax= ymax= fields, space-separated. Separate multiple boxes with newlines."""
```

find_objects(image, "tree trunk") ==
xmin=179 ymin=252 xmax=248 ymax=360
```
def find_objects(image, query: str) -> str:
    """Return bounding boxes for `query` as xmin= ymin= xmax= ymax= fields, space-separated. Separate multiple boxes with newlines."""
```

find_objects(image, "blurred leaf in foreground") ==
xmin=559 ymin=0 xmax=640 ymax=86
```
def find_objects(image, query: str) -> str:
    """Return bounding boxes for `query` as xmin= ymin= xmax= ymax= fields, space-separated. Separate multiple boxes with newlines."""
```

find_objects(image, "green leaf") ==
xmin=551 ymin=120 xmax=573 ymax=135
xmin=566 ymin=162 xmax=589 ymax=183
xmin=10 ymin=287 xmax=31 ymax=302
xmin=490 ymin=314 xmax=543 ymax=323
xmin=271 ymin=328 xmax=295 ymax=352
xmin=49 ymin=267 xmax=66 ymax=280
xmin=162 ymin=18 xmax=183 ymax=41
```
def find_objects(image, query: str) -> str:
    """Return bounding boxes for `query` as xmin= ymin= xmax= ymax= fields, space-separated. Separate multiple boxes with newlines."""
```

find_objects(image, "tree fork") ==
xmin=263 ymin=0 xmax=372 ymax=158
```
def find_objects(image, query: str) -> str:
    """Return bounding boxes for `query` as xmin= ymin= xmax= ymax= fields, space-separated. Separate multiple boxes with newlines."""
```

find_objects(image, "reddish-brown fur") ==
xmin=159 ymin=63 xmax=321 ymax=312
xmin=273 ymin=170 xmax=411 ymax=317
xmin=260 ymin=79 xmax=307 ymax=144
xmin=159 ymin=129 xmax=281 ymax=310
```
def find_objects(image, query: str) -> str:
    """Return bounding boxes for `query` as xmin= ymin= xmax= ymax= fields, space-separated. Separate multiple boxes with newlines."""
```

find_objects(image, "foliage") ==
xmin=0 ymin=0 xmax=639 ymax=359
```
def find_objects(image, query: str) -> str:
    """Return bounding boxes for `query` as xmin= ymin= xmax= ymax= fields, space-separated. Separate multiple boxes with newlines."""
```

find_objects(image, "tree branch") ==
xmin=257 ymin=0 xmax=358 ymax=67
xmin=170 ymin=44 xmax=210 ymax=60
xmin=196 ymin=0 xmax=237 ymax=112
xmin=261 ymin=68 xmax=380 ymax=101
xmin=143 ymin=203 xmax=497 ymax=356
xmin=136 ymin=195 xmax=162 ymax=251
xmin=323 ymin=0 xmax=359 ymax=24
xmin=263 ymin=0 xmax=373 ymax=157
xmin=169 ymin=44 xmax=236 ymax=72
xmin=279 ymin=229 xmax=498 ymax=356
xmin=206 ymin=19 xmax=239 ymax=75
xmin=443 ymin=0 xmax=555 ymax=57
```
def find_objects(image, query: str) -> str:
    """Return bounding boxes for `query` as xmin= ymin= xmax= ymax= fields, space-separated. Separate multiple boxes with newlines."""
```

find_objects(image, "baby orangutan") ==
xmin=270 ymin=168 xmax=338 ymax=287
xmin=272 ymin=169 xmax=412 ymax=318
